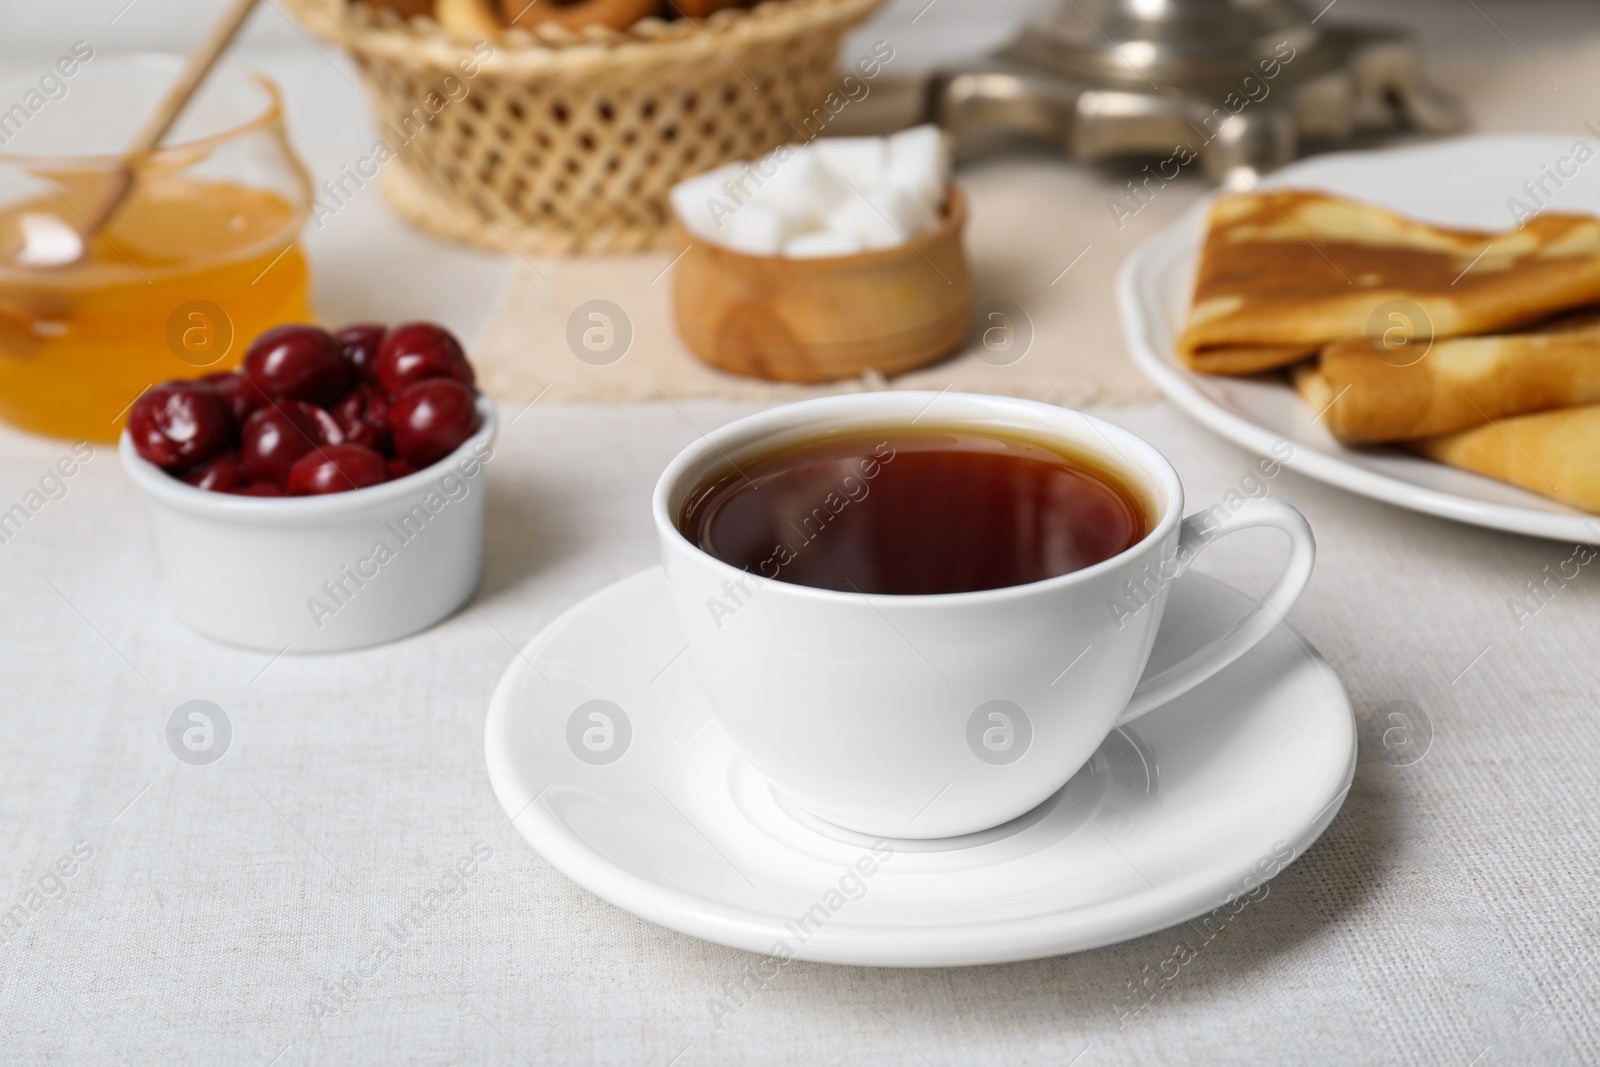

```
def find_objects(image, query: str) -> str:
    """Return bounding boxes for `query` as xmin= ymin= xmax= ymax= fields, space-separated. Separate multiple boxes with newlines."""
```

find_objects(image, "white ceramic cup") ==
xmin=121 ymin=396 xmax=496 ymax=653
xmin=654 ymin=392 xmax=1315 ymax=839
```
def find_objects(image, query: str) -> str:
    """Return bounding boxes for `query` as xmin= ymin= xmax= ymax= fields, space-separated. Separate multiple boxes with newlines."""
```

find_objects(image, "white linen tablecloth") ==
xmin=3 ymin=399 xmax=1597 ymax=1065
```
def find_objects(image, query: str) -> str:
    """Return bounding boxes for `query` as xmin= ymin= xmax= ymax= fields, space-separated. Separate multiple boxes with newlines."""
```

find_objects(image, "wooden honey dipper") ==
xmin=17 ymin=0 xmax=265 ymax=269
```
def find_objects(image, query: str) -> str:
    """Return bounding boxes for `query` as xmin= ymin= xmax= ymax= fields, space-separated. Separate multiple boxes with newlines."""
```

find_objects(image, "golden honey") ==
xmin=0 ymin=177 xmax=310 ymax=441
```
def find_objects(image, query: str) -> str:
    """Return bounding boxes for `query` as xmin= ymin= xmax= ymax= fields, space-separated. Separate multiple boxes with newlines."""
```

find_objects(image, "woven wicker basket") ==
xmin=283 ymin=0 xmax=885 ymax=254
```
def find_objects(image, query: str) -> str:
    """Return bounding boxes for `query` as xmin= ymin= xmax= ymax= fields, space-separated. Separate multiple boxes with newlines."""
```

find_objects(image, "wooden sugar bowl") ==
xmin=670 ymin=188 xmax=973 ymax=383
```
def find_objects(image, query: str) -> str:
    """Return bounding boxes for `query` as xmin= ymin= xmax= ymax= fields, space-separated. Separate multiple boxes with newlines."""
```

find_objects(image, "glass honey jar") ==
xmin=0 ymin=52 xmax=314 ymax=441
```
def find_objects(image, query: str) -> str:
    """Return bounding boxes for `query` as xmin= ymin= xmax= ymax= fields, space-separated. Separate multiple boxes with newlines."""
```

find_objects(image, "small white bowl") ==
xmin=121 ymin=395 xmax=497 ymax=653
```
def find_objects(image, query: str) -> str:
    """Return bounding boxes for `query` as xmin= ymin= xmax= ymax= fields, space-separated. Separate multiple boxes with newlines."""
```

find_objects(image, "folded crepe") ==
xmin=1179 ymin=190 xmax=1600 ymax=375
xmin=1295 ymin=307 xmax=1600 ymax=442
xmin=1412 ymin=405 xmax=1600 ymax=513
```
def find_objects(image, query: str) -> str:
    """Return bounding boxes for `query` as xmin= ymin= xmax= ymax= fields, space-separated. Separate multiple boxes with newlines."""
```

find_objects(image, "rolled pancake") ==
xmin=1179 ymin=191 xmax=1600 ymax=375
xmin=1297 ymin=308 xmax=1600 ymax=442
xmin=1412 ymin=405 xmax=1600 ymax=513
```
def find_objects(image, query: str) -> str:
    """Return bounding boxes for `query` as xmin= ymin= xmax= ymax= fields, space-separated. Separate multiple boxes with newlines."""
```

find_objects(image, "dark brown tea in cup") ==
xmin=679 ymin=426 xmax=1152 ymax=595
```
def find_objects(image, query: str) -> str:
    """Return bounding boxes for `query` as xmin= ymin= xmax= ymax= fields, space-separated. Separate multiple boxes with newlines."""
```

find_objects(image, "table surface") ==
xmin=3 ymin=3 xmax=1600 ymax=1065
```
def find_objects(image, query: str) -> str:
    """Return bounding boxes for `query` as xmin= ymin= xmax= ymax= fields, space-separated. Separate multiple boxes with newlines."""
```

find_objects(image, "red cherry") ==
xmin=285 ymin=444 xmax=389 ymax=496
xmin=374 ymin=322 xmax=474 ymax=397
xmin=233 ymin=482 xmax=284 ymax=497
xmin=385 ymin=457 xmax=419 ymax=480
xmin=128 ymin=381 xmax=234 ymax=469
xmin=333 ymin=382 xmax=390 ymax=452
xmin=180 ymin=451 xmax=244 ymax=493
xmin=239 ymin=401 xmax=329 ymax=485
xmin=200 ymin=371 xmax=261 ymax=424
xmin=244 ymin=324 xmax=354 ymax=406
xmin=387 ymin=379 xmax=478 ymax=468
xmin=335 ymin=324 xmax=387 ymax=381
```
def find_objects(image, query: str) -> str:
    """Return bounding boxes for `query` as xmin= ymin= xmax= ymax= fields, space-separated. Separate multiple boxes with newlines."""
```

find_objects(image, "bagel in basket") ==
xmin=497 ymin=0 xmax=661 ymax=31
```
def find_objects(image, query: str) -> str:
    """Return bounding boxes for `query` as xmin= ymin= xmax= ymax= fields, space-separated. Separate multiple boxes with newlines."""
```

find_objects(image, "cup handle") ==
xmin=1115 ymin=498 xmax=1316 ymax=726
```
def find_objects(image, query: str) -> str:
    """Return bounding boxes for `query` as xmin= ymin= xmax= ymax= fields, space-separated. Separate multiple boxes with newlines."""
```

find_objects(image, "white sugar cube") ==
xmin=747 ymin=145 xmax=846 ymax=224
xmin=827 ymin=185 xmax=937 ymax=249
xmin=826 ymin=197 xmax=897 ymax=249
xmin=886 ymin=124 xmax=949 ymax=207
xmin=669 ymin=163 xmax=745 ymax=240
xmin=812 ymin=137 xmax=888 ymax=187
xmin=784 ymin=230 xmax=864 ymax=259
xmin=722 ymin=202 xmax=793 ymax=256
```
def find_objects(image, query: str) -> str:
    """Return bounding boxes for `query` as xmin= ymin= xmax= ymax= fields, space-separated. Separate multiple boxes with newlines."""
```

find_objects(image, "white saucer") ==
xmin=484 ymin=568 xmax=1354 ymax=967
xmin=1119 ymin=134 xmax=1600 ymax=543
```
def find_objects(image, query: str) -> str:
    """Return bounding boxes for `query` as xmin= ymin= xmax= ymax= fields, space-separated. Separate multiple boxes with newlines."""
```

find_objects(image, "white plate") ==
xmin=484 ymin=567 xmax=1355 ymax=967
xmin=1118 ymin=134 xmax=1600 ymax=543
